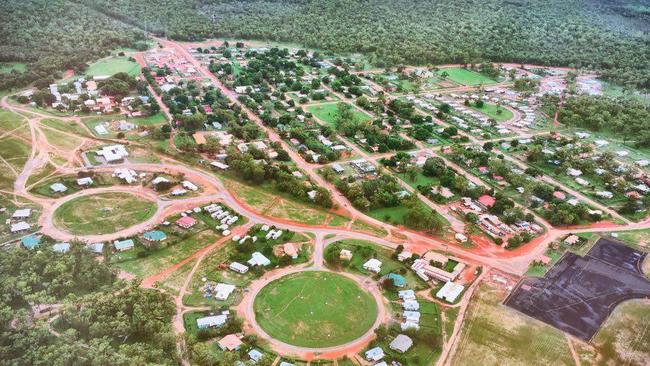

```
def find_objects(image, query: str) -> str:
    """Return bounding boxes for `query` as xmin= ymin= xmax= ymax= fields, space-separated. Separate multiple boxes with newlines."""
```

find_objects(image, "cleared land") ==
xmin=470 ymin=103 xmax=514 ymax=122
xmin=306 ymin=103 xmax=372 ymax=128
xmin=53 ymin=192 xmax=157 ymax=235
xmin=85 ymin=56 xmax=140 ymax=77
xmin=436 ymin=67 xmax=497 ymax=86
xmin=253 ymin=271 xmax=377 ymax=348
xmin=0 ymin=62 xmax=26 ymax=74
xmin=452 ymin=283 xmax=575 ymax=366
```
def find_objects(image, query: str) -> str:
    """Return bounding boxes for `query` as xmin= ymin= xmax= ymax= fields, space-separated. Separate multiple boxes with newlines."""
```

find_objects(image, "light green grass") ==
xmin=437 ymin=67 xmax=497 ymax=86
xmin=85 ymin=56 xmax=140 ymax=78
xmin=253 ymin=271 xmax=377 ymax=348
xmin=367 ymin=205 xmax=410 ymax=226
xmin=306 ymin=103 xmax=372 ymax=128
xmin=0 ymin=62 xmax=26 ymax=74
xmin=470 ymin=103 xmax=514 ymax=122
xmin=53 ymin=192 xmax=157 ymax=235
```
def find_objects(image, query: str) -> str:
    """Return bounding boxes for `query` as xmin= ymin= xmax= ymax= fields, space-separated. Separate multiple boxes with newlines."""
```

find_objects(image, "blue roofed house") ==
xmin=143 ymin=230 xmax=167 ymax=242
xmin=21 ymin=235 xmax=41 ymax=250
xmin=387 ymin=273 xmax=407 ymax=287
xmin=248 ymin=349 xmax=263 ymax=363
xmin=114 ymin=239 xmax=135 ymax=251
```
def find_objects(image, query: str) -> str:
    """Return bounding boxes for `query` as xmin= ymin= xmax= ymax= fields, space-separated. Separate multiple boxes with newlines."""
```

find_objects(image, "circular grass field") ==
xmin=53 ymin=192 xmax=157 ymax=235
xmin=253 ymin=271 xmax=378 ymax=348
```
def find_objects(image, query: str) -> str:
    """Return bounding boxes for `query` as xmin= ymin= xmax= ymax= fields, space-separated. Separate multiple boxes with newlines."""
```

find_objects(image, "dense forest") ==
xmin=80 ymin=0 xmax=650 ymax=89
xmin=2 ymin=0 xmax=650 ymax=90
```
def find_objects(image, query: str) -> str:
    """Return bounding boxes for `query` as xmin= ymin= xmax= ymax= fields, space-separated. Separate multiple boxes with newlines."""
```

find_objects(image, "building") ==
xmin=77 ymin=177 xmax=94 ymax=186
xmin=248 ymin=349 xmax=263 ymax=363
xmin=87 ymin=242 xmax=104 ymax=254
xmin=214 ymin=283 xmax=236 ymax=301
xmin=50 ymin=183 xmax=68 ymax=193
xmin=10 ymin=222 xmax=30 ymax=233
xmin=197 ymin=314 xmax=227 ymax=329
xmin=365 ymin=347 xmax=385 ymax=362
xmin=387 ymin=273 xmax=407 ymax=287
xmin=398 ymin=289 xmax=416 ymax=301
xmin=248 ymin=252 xmax=271 ymax=267
xmin=340 ymin=249 xmax=353 ymax=261
xmin=143 ymin=230 xmax=167 ymax=242
xmin=12 ymin=208 xmax=31 ymax=219
xmin=363 ymin=258 xmax=382 ymax=273
xmin=182 ymin=180 xmax=199 ymax=191
xmin=478 ymin=195 xmax=496 ymax=208
xmin=210 ymin=161 xmax=230 ymax=170
xmin=403 ymin=299 xmax=419 ymax=311
xmin=21 ymin=235 xmax=40 ymax=250
xmin=229 ymin=262 xmax=249 ymax=274
xmin=218 ymin=334 xmax=243 ymax=351
xmin=397 ymin=251 xmax=412 ymax=262
xmin=114 ymin=239 xmax=134 ymax=251
xmin=52 ymin=242 xmax=71 ymax=253
xmin=436 ymin=281 xmax=465 ymax=303
xmin=176 ymin=216 xmax=197 ymax=229
xmin=389 ymin=334 xmax=413 ymax=353
xmin=564 ymin=234 xmax=580 ymax=245
xmin=96 ymin=145 xmax=129 ymax=163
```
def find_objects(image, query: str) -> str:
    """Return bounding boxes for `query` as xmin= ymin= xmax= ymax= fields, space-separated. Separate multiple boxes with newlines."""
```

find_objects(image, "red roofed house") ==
xmin=176 ymin=216 xmax=197 ymax=229
xmin=478 ymin=166 xmax=489 ymax=174
xmin=478 ymin=195 xmax=496 ymax=208
xmin=203 ymin=105 xmax=213 ymax=114
xmin=552 ymin=191 xmax=566 ymax=200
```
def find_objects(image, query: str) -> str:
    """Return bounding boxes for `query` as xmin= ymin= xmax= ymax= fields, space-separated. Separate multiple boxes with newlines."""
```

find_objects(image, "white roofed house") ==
xmin=50 ymin=183 xmax=67 ymax=194
xmin=365 ymin=346 xmax=385 ymax=362
xmin=12 ymin=208 xmax=31 ymax=219
xmin=214 ymin=283 xmax=236 ymax=301
xmin=229 ymin=261 xmax=249 ymax=274
xmin=389 ymin=334 xmax=413 ymax=353
xmin=436 ymin=281 xmax=465 ymax=303
xmin=197 ymin=314 xmax=228 ymax=329
xmin=182 ymin=180 xmax=199 ymax=191
xmin=10 ymin=222 xmax=30 ymax=233
xmin=248 ymin=252 xmax=271 ymax=267
xmin=77 ymin=177 xmax=94 ymax=186
xmin=96 ymin=145 xmax=129 ymax=163
xmin=363 ymin=258 xmax=382 ymax=273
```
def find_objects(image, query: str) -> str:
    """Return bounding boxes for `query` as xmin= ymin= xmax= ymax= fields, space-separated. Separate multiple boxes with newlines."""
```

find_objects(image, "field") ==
xmin=84 ymin=56 xmax=141 ymax=77
xmin=436 ymin=68 xmax=497 ymax=86
xmin=0 ymin=110 xmax=31 ymax=190
xmin=451 ymin=283 xmax=575 ymax=366
xmin=53 ymin=192 xmax=157 ymax=235
xmin=470 ymin=103 xmax=514 ymax=122
xmin=253 ymin=271 xmax=378 ymax=348
xmin=306 ymin=103 xmax=372 ymax=128
xmin=0 ymin=62 xmax=26 ymax=74
xmin=590 ymin=299 xmax=650 ymax=366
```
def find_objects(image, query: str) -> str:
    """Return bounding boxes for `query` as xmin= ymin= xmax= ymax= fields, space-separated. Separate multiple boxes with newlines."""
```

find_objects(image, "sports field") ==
xmin=253 ymin=271 xmax=377 ymax=347
xmin=470 ymin=103 xmax=514 ymax=121
xmin=53 ymin=192 xmax=157 ymax=235
xmin=85 ymin=56 xmax=140 ymax=77
xmin=437 ymin=67 xmax=497 ymax=86
xmin=306 ymin=103 xmax=372 ymax=128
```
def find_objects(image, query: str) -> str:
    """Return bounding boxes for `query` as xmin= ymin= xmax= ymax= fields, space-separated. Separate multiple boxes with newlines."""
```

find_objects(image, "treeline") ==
xmin=0 ymin=0 xmax=148 ymax=91
xmin=81 ymin=0 xmax=650 ymax=89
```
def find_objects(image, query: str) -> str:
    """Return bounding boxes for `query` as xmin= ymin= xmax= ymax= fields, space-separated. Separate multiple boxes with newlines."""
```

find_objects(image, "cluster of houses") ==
xmin=200 ymin=282 xmax=236 ymax=301
xmin=8 ymin=208 xmax=34 ymax=234
xmin=457 ymin=196 xmax=542 ymax=239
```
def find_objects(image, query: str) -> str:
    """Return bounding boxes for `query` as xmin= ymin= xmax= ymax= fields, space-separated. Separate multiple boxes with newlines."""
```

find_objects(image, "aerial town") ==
xmin=1 ymin=1 xmax=649 ymax=365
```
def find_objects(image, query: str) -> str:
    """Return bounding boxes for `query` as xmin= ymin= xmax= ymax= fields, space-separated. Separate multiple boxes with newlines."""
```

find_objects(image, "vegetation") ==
xmin=253 ymin=271 xmax=377 ymax=348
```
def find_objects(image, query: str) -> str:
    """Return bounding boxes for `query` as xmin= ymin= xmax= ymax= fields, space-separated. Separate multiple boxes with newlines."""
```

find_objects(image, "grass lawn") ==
xmin=306 ymin=103 xmax=372 ymax=128
xmin=0 ymin=62 xmax=26 ymax=74
xmin=132 ymin=113 xmax=167 ymax=125
xmin=451 ymin=283 xmax=575 ymax=366
xmin=436 ymin=67 xmax=497 ymax=86
xmin=85 ymin=56 xmax=140 ymax=77
xmin=115 ymin=230 xmax=218 ymax=278
xmin=396 ymin=171 xmax=439 ymax=190
xmin=253 ymin=271 xmax=378 ymax=348
xmin=367 ymin=205 xmax=410 ymax=226
xmin=470 ymin=103 xmax=514 ymax=122
xmin=0 ymin=136 xmax=31 ymax=173
xmin=41 ymin=126 xmax=83 ymax=151
xmin=53 ymin=192 xmax=157 ymax=235
xmin=41 ymin=118 xmax=89 ymax=137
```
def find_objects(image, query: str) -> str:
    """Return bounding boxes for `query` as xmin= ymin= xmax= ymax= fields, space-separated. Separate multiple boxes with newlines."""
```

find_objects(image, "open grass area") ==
xmin=470 ymin=103 xmax=514 ymax=122
xmin=451 ymin=283 xmax=575 ymax=366
xmin=41 ymin=118 xmax=89 ymax=137
xmin=253 ymin=271 xmax=378 ymax=348
xmin=306 ymin=103 xmax=372 ymax=128
xmin=132 ymin=113 xmax=167 ymax=125
xmin=41 ymin=126 xmax=83 ymax=152
xmin=115 ymin=230 xmax=218 ymax=278
xmin=436 ymin=67 xmax=497 ymax=86
xmin=84 ymin=56 xmax=140 ymax=77
xmin=367 ymin=205 xmax=410 ymax=226
xmin=590 ymin=299 xmax=650 ymax=366
xmin=53 ymin=192 xmax=157 ymax=235
xmin=0 ymin=62 xmax=26 ymax=74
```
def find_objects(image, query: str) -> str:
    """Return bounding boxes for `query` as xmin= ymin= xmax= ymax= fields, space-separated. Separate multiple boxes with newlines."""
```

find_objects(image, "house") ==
xmin=436 ymin=281 xmax=465 ymax=303
xmin=596 ymin=191 xmax=613 ymax=199
xmin=363 ymin=258 xmax=382 ymax=273
xmin=575 ymin=177 xmax=589 ymax=186
xmin=76 ymin=177 xmax=94 ymax=186
xmin=389 ymin=334 xmax=413 ymax=353
xmin=218 ymin=334 xmax=243 ymax=351
xmin=331 ymin=163 xmax=345 ymax=174
xmin=365 ymin=347 xmax=385 ymax=362
xmin=403 ymin=299 xmax=419 ymax=311
xmin=248 ymin=252 xmax=271 ymax=267
xmin=398 ymin=289 xmax=416 ymax=301
xmin=176 ymin=216 xmax=197 ymax=229
xmin=214 ymin=283 xmax=236 ymax=301
xmin=197 ymin=314 xmax=227 ymax=329
xmin=152 ymin=176 xmax=170 ymax=186
xmin=387 ymin=273 xmax=407 ymax=287
xmin=279 ymin=363 xmax=294 ymax=366
xmin=143 ymin=230 xmax=167 ymax=242
xmin=192 ymin=133 xmax=207 ymax=145
xmin=182 ymin=180 xmax=199 ymax=191
xmin=552 ymin=191 xmax=566 ymax=200
xmin=564 ymin=234 xmax=580 ymax=245
xmin=87 ymin=242 xmax=104 ymax=254
xmin=229 ymin=262 xmax=249 ymax=274
xmin=403 ymin=310 xmax=421 ymax=323
xmin=10 ymin=221 xmax=30 ymax=233
xmin=478 ymin=195 xmax=496 ymax=208
xmin=21 ymin=235 xmax=41 ymax=250
xmin=12 ymin=208 xmax=31 ymax=219
xmin=96 ymin=145 xmax=129 ymax=163
xmin=114 ymin=239 xmax=134 ymax=251
xmin=52 ymin=242 xmax=71 ymax=253
xmin=455 ymin=233 xmax=468 ymax=243
xmin=340 ymin=249 xmax=353 ymax=260
xmin=248 ymin=349 xmax=263 ymax=363
xmin=424 ymin=251 xmax=448 ymax=266
xmin=283 ymin=243 xmax=298 ymax=259
xmin=50 ymin=183 xmax=68 ymax=193
xmin=172 ymin=188 xmax=187 ymax=196
xmin=397 ymin=251 xmax=412 ymax=262
xmin=210 ymin=161 xmax=230 ymax=170
xmin=113 ymin=168 xmax=138 ymax=184
xmin=567 ymin=168 xmax=583 ymax=177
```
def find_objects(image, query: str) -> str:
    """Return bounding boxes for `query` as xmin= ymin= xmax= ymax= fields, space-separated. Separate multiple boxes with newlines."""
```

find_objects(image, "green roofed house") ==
xmin=21 ymin=235 xmax=41 ymax=250
xmin=387 ymin=273 xmax=407 ymax=288
xmin=143 ymin=230 xmax=167 ymax=242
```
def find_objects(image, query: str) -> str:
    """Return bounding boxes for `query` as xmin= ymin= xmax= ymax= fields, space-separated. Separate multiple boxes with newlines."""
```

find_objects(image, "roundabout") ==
xmin=52 ymin=191 xmax=157 ymax=235
xmin=253 ymin=271 xmax=378 ymax=348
